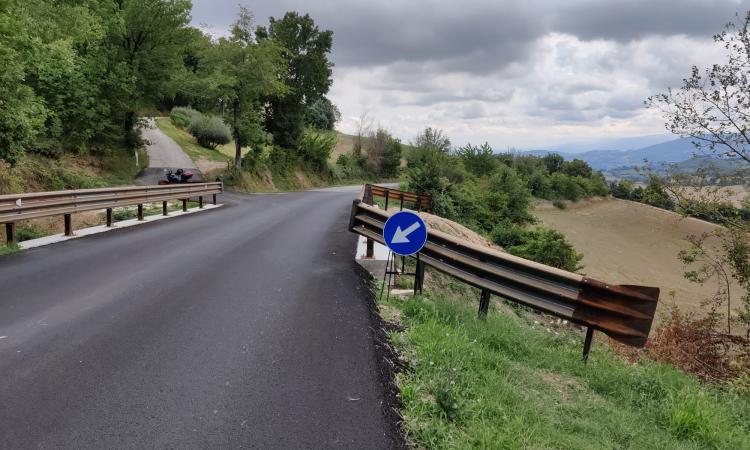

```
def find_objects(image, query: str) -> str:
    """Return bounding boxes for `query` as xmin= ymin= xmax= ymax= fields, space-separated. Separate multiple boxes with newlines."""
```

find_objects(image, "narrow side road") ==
xmin=0 ymin=188 xmax=401 ymax=449
xmin=137 ymin=118 xmax=202 ymax=185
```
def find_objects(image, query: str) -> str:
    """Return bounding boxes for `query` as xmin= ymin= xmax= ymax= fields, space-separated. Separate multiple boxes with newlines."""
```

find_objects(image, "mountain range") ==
xmin=525 ymin=137 xmax=708 ymax=171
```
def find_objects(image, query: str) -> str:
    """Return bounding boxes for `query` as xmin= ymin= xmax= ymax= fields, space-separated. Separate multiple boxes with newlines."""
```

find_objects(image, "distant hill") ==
xmin=607 ymin=155 xmax=749 ymax=181
xmin=538 ymin=134 xmax=674 ymax=153
xmin=525 ymin=137 xmax=703 ymax=171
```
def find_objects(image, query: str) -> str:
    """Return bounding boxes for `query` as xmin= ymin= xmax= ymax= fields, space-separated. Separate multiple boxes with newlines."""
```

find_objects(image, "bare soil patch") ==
xmin=195 ymin=157 xmax=227 ymax=174
xmin=534 ymin=198 xmax=743 ymax=319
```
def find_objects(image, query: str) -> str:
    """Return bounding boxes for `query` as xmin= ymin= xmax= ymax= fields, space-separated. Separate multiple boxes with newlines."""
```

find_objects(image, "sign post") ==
xmin=379 ymin=211 xmax=429 ymax=300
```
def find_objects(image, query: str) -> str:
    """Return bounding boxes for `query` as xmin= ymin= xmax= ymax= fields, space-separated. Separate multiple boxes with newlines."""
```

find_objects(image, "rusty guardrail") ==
xmin=1 ymin=182 xmax=223 ymax=244
xmin=367 ymin=184 xmax=432 ymax=212
xmin=350 ymin=185 xmax=659 ymax=354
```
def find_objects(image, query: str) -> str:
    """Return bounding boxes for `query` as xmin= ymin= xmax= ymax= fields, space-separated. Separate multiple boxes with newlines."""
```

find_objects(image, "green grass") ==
xmin=0 ymin=243 xmax=19 ymax=256
xmin=383 ymin=279 xmax=750 ymax=449
xmin=154 ymin=118 xmax=248 ymax=162
xmin=15 ymin=224 xmax=48 ymax=241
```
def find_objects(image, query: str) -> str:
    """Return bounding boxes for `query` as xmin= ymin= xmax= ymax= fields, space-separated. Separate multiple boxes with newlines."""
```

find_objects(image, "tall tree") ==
xmin=200 ymin=8 xmax=287 ymax=170
xmin=115 ymin=0 xmax=192 ymax=144
xmin=256 ymin=12 xmax=333 ymax=149
xmin=0 ymin=0 xmax=46 ymax=164
xmin=305 ymin=97 xmax=340 ymax=130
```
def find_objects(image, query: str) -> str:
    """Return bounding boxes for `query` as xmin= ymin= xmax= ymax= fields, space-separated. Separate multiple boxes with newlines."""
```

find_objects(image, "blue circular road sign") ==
xmin=383 ymin=211 xmax=428 ymax=256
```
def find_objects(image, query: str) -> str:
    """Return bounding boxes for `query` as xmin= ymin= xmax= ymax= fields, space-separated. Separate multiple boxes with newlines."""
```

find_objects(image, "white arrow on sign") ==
xmin=391 ymin=222 xmax=422 ymax=244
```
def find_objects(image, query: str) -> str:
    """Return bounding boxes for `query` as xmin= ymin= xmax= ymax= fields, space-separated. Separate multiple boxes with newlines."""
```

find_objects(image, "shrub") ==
xmin=170 ymin=107 xmax=201 ymax=129
xmin=610 ymin=180 xmax=635 ymax=199
xmin=455 ymin=142 xmax=497 ymax=177
xmin=641 ymin=176 xmax=675 ymax=210
xmin=379 ymin=135 xmax=402 ymax=178
xmin=526 ymin=168 xmax=553 ymax=198
xmin=561 ymin=158 xmax=593 ymax=178
xmin=550 ymin=172 xmax=584 ymax=201
xmin=16 ymin=223 xmax=48 ymax=242
xmin=645 ymin=305 xmax=749 ymax=382
xmin=298 ymin=129 xmax=336 ymax=172
xmin=492 ymin=225 xmax=583 ymax=271
xmin=187 ymin=115 xmax=231 ymax=149
xmin=304 ymin=97 xmax=340 ymax=130
xmin=480 ymin=165 xmax=532 ymax=227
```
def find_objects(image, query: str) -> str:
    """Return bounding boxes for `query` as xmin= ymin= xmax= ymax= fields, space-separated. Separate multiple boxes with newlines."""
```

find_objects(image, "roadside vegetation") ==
xmin=0 ymin=0 xmax=189 ymax=192
xmin=376 ymin=14 xmax=750 ymax=447
xmin=381 ymin=277 xmax=750 ymax=449
xmin=402 ymin=127 xmax=606 ymax=272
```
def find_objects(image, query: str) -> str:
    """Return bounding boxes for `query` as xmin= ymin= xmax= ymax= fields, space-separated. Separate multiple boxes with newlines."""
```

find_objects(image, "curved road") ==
xmin=0 ymin=189 xmax=401 ymax=449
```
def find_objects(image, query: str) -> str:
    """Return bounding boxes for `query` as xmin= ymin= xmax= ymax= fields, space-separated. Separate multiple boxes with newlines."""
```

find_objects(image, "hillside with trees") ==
xmin=0 ymin=1 xmax=404 ymax=194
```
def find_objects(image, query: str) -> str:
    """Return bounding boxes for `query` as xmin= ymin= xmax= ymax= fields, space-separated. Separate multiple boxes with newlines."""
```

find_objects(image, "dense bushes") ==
xmin=610 ymin=176 xmax=676 ymax=210
xmin=187 ymin=115 xmax=232 ymax=149
xmin=169 ymin=107 xmax=232 ymax=150
xmin=332 ymin=127 xmax=402 ymax=181
xmin=403 ymin=128 xmax=600 ymax=271
xmin=297 ymin=129 xmax=336 ymax=172
xmin=170 ymin=107 xmax=201 ymax=128
xmin=492 ymin=223 xmax=583 ymax=271
xmin=304 ymin=97 xmax=340 ymax=131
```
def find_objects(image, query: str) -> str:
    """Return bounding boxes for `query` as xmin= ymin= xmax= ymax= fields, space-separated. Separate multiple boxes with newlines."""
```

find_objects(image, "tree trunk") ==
xmin=234 ymin=136 xmax=242 ymax=171
xmin=233 ymin=100 xmax=241 ymax=171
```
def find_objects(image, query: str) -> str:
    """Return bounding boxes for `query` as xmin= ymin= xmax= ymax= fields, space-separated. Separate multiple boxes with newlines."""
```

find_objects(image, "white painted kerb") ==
xmin=18 ymin=204 xmax=223 ymax=250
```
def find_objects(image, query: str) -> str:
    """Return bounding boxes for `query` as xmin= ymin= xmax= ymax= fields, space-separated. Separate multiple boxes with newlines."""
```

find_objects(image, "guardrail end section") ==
xmin=575 ymin=279 xmax=660 ymax=348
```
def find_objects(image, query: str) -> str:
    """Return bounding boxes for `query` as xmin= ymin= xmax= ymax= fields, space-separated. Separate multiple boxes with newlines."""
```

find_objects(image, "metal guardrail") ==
xmin=350 ymin=184 xmax=660 ymax=352
xmin=365 ymin=184 xmax=432 ymax=212
xmin=1 ymin=182 xmax=223 ymax=244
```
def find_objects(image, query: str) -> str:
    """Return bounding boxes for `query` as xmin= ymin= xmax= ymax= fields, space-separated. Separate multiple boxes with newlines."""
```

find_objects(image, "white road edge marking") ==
xmin=17 ymin=204 xmax=224 ymax=251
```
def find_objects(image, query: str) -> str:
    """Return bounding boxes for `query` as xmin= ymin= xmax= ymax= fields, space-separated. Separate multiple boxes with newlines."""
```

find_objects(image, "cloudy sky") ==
xmin=190 ymin=0 xmax=748 ymax=150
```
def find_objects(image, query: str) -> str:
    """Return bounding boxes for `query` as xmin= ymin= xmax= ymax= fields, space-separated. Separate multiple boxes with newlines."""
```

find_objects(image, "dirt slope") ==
xmin=534 ymin=197 xmax=743 ymax=318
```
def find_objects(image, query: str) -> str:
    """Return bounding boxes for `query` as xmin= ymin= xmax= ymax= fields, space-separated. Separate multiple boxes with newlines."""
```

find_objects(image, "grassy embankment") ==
xmin=380 ymin=274 xmax=750 ymax=449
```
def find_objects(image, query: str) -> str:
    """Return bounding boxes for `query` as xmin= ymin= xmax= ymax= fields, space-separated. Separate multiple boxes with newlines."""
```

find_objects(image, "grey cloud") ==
xmin=192 ymin=0 xmax=548 ymax=71
xmin=189 ymin=0 xmax=742 ymax=145
xmin=556 ymin=0 xmax=750 ymax=42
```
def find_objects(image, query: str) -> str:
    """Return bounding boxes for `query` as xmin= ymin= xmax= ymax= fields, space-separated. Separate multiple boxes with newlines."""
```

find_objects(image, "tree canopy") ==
xmin=0 ymin=2 xmax=339 ymax=173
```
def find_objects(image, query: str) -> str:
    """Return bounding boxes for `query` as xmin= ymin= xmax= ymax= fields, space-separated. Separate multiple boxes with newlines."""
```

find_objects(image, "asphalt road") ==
xmin=0 ymin=189 xmax=400 ymax=449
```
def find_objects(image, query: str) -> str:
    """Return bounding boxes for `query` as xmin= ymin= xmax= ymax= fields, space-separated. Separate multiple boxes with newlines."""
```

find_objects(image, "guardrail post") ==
xmin=199 ymin=196 xmax=203 ymax=209
xmin=582 ymin=328 xmax=594 ymax=363
xmin=399 ymin=193 xmax=404 ymax=211
xmin=137 ymin=204 xmax=144 ymax=221
xmin=5 ymin=222 xmax=15 ymax=244
xmin=182 ymin=199 xmax=188 ymax=212
xmin=106 ymin=208 xmax=113 ymax=227
xmin=384 ymin=189 xmax=390 ymax=210
xmin=162 ymin=201 xmax=168 ymax=216
xmin=64 ymin=214 xmax=73 ymax=236
xmin=478 ymin=289 xmax=491 ymax=318
xmin=413 ymin=257 xmax=425 ymax=295
xmin=212 ymin=194 xmax=217 ymax=205
xmin=366 ymin=238 xmax=374 ymax=258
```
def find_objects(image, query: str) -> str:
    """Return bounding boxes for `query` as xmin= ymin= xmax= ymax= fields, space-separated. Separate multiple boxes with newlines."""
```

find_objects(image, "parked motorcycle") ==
xmin=165 ymin=168 xmax=194 ymax=183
